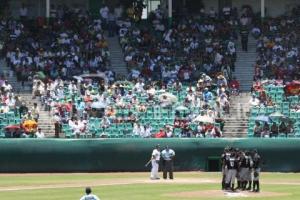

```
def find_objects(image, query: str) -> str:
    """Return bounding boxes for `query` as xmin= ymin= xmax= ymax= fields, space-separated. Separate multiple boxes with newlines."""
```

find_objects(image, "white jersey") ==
xmin=80 ymin=194 xmax=100 ymax=200
xmin=152 ymin=149 xmax=160 ymax=161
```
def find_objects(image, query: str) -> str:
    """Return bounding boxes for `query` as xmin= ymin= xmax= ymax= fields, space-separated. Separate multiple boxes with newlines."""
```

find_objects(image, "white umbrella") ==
xmin=158 ymin=93 xmax=177 ymax=102
xmin=269 ymin=111 xmax=285 ymax=119
xmin=175 ymin=105 xmax=189 ymax=111
xmin=91 ymin=102 xmax=107 ymax=109
xmin=193 ymin=115 xmax=214 ymax=123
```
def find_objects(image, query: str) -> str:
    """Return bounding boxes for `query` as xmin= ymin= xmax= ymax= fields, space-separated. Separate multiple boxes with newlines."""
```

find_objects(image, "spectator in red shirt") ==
xmin=154 ymin=129 xmax=166 ymax=138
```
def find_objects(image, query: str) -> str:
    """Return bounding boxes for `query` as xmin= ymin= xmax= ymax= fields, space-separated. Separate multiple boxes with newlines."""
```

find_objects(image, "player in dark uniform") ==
xmin=252 ymin=149 xmax=261 ymax=192
xmin=235 ymin=149 xmax=243 ymax=190
xmin=225 ymin=152 xmax=238 ymax=191
xmin=221 ymin=147 xmax=231 ymax=190
xmin=239 ymin=151 xmax=251 ymax=190
xmin=245 ymin=151 xmax=253 ymax=191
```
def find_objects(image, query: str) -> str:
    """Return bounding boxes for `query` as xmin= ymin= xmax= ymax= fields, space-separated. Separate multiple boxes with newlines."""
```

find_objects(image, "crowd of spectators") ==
xmin=0 ymin=5 xmax=116 ymax=137
xmin=118 ymin=6 xmax=238 ymax=83
xmin=21 ymin=3 xmax=252 ymax=138
xmin=32 ymin=74 xmax=230 ymax=138
xmin=253 ymin=8 xmax=300 ymax=81
xmin=3 ymin=6 xmax=114 ymax=86
xmin=0 ymin=3 xmax=262 ymax=138
xmin=248 ymin=6 xmax=300 ymax=138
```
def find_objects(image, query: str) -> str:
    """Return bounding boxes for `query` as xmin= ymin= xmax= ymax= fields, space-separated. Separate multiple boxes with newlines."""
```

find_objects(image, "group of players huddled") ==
xmin=221 ymin=147 xmax=261 ymax=192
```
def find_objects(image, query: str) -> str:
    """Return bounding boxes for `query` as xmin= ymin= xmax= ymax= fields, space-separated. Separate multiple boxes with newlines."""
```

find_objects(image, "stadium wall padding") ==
xmin=0 ymin=138 xmax=300 ymax=172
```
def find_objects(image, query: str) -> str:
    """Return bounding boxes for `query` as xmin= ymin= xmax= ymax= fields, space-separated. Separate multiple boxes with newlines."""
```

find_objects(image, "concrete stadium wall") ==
xmin=0 ymin=138 xmax=300 ymax=173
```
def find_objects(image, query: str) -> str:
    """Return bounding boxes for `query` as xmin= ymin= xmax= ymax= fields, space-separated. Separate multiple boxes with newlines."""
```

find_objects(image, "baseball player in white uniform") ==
xmin=150 ymin=144 xmax=161 ymax=180
xmin=80 ymin=187 xmax=100 ymax=200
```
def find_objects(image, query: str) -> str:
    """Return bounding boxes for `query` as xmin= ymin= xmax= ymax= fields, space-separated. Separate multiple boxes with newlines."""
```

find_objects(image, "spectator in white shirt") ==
xmin=19 ymin=4 xmax=28 ymax=20
xmin=0 ymin=102 xmax=10 ymax=113
xmin=144 ymin=124 xmax=152 ymax=138
xmin=35 ymin=128 xmax=45 ymax=138
xmin=5 ymin=95 xmax=16 ymax=110
xmin=249 ymin=94 xmax=260 ymax=107
xmin=99 ymin=5 xmax=109 ymax=29
xmin=133 ymin=123 xmax=141 ymax=136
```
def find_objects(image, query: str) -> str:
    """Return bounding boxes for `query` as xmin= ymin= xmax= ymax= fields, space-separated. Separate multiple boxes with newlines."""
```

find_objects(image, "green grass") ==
xmin=0 ymin=172 xmax=299 ymax=200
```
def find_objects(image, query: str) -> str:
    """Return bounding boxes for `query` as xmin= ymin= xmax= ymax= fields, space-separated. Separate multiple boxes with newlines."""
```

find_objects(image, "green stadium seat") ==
xmin=278 ymin=133 xmax=286 ymax=138
xmin=173 ymin=128 xmax=181 ymax=137
xmin=64 ymin=129 xmax=73 ymax=138
xmin=259 ymin=107 xmax=266 ymax=115
xmin=266 ymin=107 xmax=275 ymax=114
xmin=247 ymin=128 xmax=254 ymax=137
xmin=15 ymin=119 xmax=21 ymax=124
xmin=275 ymin=96 xmax=283 ymax=103
xmin=5 ymin=112 xmax=15 ymax=119
xmin=290 ymin=112 xmax=297 ymax=119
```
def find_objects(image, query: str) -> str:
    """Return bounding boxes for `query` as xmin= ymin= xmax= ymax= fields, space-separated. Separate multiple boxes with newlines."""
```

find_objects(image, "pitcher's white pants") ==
xmin=151 ymin=160 xmax=159 ymax=179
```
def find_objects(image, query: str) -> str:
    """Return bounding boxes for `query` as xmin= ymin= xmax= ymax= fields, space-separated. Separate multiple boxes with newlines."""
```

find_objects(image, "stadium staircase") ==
xmin=107 ymin=36 xmax=128 ymax=77
xmin=0 ymin=60 xmax=55 ymax=137
xmin=223 ymin=93 xmax=251 ymax=137
xmin=233 ymin=36 xmax=257 ymax=92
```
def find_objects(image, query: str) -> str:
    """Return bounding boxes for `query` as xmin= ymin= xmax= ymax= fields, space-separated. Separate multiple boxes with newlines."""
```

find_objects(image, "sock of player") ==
xmin=247 ymin=181 xmax=252 ymax=190
xmin=243 ymin=181 xmax=247 ymax=190
xmin=256 ymin=181 xmax=260 ymax=192
xmin=237 ymin=181 xmax=241 ymax=189
xmin=252 ymin=181 xmax=257 ymax=191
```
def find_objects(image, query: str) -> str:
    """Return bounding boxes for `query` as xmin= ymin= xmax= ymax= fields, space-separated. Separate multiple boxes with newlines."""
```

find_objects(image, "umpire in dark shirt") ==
xmin=161 ymin=145 xmax=175 ymax=179
xmin=240 ymin=26 xmax=249 ymax=52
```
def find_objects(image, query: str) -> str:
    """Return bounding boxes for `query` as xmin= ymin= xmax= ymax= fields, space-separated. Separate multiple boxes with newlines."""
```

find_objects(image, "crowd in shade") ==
xmin=3 ymin=6 xmax=114 ymax=85
xmin=118 ymin=5 xmax=238 ymax=83
xmin=253 ymin=7 xmax=300 ymax=82
xmin=248 ymin=6 xmax=300 ymax=138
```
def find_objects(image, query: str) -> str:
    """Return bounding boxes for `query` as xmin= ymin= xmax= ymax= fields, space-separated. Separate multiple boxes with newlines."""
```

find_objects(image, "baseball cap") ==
xmin=85 ymin=187 xmax=92 ymax=194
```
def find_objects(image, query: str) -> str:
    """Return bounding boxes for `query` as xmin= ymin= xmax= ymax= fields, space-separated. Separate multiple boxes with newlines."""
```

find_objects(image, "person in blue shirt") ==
xmin=75 ymin=99 xmax=85 ymax=117
xmin=203 ymin=87 xmax=213 ymax=102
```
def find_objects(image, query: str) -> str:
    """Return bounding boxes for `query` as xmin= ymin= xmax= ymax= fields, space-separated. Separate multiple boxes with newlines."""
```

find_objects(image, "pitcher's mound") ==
xmin=165 ymin=190 xmax=289 ymax=198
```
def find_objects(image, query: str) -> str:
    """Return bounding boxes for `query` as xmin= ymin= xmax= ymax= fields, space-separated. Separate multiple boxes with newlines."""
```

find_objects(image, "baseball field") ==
xmin=0 ymin=172 xmax=299 ymax=200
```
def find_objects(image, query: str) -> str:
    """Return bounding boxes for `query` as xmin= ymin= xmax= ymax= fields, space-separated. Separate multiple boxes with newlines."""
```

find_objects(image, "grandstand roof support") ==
xmin=46 ymin=0 xmax=50 ymax=18
xmin=168 ymin=0 xmax=172 ymax=27
xmin=261 ymin=0 xmax=265 ymax=18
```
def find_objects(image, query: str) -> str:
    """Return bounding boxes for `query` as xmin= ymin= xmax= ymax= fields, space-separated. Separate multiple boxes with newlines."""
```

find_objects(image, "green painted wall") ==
xmin=0 ymin=138 xmax=299 ymax=172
